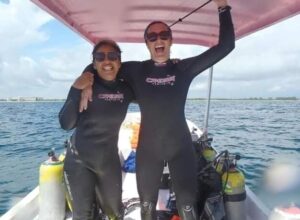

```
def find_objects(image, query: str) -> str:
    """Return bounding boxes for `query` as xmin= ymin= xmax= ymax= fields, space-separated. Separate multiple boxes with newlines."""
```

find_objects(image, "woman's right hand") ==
xmin=72 ymin=72 xmax=94 ymax=112
xmin=79 ymin=85 xmax=93 ymax=112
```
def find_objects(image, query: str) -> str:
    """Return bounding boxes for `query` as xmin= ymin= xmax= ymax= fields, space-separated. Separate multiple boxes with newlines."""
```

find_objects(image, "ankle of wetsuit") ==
xmin=177 ymin=204 xmax=198 ymax=220
xmin=141 ymin=201 xmax=156 ymax=220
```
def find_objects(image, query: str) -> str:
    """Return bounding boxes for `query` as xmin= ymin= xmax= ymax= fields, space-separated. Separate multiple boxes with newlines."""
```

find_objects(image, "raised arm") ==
xmin=59 ymin=73 xmax=94 ymax=130
xmin=178 ymin=0 xmax=235 ymax=79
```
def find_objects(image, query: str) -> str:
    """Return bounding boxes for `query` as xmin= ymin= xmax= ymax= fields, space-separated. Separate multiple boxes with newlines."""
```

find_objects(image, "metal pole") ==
xmin=203 ymin=66 xmax=214 ymax=133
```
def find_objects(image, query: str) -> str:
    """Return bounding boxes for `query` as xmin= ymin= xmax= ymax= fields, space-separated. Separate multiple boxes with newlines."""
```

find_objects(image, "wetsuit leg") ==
xmin=168 ymin=146 xmax=198 ymax=220
xmin=136 ymin=148 xmax=165 ymax=220
xmin=64 ymin=149 xmax=97 ymax=220
xmin=95 ymin=152 xmax=123 ymax=220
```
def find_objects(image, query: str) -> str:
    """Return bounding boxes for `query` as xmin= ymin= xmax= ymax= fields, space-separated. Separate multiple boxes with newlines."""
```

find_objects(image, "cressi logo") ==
xmin=98 ymin=93 xmax=124 ymax=102
xmin=145 ymin=75 xmax=175 ymax=86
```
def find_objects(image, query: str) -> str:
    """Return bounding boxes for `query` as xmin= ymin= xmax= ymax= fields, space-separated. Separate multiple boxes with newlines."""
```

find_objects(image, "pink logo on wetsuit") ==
xmin=98 ymin=93 xmax=124 ymax=102
xmin=145 ymin=75 xmax=176 ymax=86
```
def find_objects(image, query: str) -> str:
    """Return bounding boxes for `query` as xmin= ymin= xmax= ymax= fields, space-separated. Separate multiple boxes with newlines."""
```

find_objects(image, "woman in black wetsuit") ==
xmin=81 ymin=0 xmax=234 ymax=219
xmin=59 ymin=40 xmax=134 ymax=220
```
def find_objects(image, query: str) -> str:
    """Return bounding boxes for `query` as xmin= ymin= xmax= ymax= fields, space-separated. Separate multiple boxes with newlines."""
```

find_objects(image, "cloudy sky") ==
xmin=0 ymin=0 xmax=299 ymax=99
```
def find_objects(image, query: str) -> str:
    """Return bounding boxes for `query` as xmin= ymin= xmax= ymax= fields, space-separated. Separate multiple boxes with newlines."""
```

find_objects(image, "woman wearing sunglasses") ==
xmin=59 ymin=39 xmax=134 ymax=220
xmin=80 ymin=0 xmax=234 ymax=219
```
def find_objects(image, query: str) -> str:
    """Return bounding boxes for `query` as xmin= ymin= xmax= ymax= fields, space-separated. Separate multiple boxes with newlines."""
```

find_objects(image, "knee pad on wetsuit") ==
xmin=177 ymin=204 xmax=198 ymax=220
xmin=141 ymin=201 xmax=156 ymax=220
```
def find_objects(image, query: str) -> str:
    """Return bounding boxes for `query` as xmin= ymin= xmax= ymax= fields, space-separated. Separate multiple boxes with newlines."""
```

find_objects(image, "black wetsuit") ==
xmin=59 ymin=75 xmax=134 ymax=220
xmin=84 ymin=8 xmax=234 ymax=220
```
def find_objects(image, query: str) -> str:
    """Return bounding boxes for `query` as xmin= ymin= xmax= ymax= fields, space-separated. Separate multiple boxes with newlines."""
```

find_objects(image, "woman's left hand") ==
xmin=213 ymin=0 xmax=228 ymax=8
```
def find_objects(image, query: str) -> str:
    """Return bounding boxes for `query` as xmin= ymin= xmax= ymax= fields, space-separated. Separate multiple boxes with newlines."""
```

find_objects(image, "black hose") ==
xmin=169 ymin=0 xmax=212 ymax=28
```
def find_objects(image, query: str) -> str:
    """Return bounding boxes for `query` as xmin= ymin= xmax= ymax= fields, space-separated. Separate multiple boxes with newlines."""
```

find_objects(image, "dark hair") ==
xmin=92 ymin=39 xmax=122 ymax=62
xmin=144 ymin=21 xmax=172 ymax=41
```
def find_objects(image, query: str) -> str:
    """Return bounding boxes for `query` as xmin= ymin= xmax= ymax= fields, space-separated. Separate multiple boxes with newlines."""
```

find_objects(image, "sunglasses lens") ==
xmin=147 ymin=32 xmax=158 ymax=42
xmin=159 ymin=31 xmax=171 ymax=40
xmin=147 ymin=31 xmax=171 ymax=42
xmin=94 ymin=52 xmax=105 ymax=62
xmin=107 ymin=52 xmax=120 ymax=61
xmin=94 ymin=52 xmax=120 ymax=62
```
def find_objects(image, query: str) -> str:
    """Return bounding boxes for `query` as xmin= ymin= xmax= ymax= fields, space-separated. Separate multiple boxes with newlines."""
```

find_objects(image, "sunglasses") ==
xmin=146 ymin=31 xmax=171 ymax=42
xmin=93 ymin=51 xmax=120 ymax=62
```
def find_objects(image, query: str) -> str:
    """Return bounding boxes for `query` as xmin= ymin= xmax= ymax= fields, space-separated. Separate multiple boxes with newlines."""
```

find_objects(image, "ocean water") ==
xmin=0 ymin=100 xmax=300 ymax=215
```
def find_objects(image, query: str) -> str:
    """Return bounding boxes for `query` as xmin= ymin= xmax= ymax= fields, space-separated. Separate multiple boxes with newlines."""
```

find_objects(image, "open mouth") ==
xmin=155 ymin=45 xmax=165 ymax=53
xmin=103 ymin=64 xmax=113 ymax=71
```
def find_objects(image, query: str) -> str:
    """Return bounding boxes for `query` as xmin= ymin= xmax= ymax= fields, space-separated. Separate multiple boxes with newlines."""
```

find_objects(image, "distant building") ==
xmin=9 ymin=97 xmax=20 ymax=101
xmin=275 ymin=97 xmax=297 ymax=100
xmin=7 ymin=97 xmax=44 ymax=102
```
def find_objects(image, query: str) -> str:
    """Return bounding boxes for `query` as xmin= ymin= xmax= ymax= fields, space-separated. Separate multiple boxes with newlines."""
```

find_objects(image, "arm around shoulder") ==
xmin=83 ymin=63 xmax=96 ymax=75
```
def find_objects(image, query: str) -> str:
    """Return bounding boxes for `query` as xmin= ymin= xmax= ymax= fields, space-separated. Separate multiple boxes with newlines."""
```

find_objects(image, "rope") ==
xmin=169 ymin=0 xmax=212 ymax=28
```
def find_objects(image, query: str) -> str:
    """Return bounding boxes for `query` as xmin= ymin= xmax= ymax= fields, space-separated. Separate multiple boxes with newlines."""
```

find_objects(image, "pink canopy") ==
xmin=31 ymin=0 xmax=300 ymax=46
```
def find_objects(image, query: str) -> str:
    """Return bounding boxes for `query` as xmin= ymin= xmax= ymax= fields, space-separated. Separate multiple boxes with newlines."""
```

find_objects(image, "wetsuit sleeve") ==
xmin=59 ymin=87 xmax=82 ymax=130
xmin=118 ymin=62 xmax=132 ymax=82
xmin=83 ymin=63 xmax=97 ymax=74
xmin=127 ymin=81 xmax=137 ymax=104
xmin=178 ymin=7 xmax=235 ymax=79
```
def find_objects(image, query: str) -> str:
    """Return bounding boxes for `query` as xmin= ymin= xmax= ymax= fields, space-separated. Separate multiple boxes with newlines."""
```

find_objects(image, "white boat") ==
xmin=0 ymin=113 xmax=270 ymax=220
xmin=1 ymin=0 xmax=300 ymax=219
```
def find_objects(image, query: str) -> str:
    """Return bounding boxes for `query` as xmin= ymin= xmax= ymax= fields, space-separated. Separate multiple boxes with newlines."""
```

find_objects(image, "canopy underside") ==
xmin=31 ymin=0 xmax=300 ymax=46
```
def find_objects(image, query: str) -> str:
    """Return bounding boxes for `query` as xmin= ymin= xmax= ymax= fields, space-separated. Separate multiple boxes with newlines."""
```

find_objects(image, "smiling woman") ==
xmin=78 ymin=2 xmax=235 ymax=220
xmin=58 ymin=39 xmax=134 ymax=220
xmin=92 ymin=40 xmax=122 ymax=82
xmin=144 ymin=22 xmax=173 ymax=63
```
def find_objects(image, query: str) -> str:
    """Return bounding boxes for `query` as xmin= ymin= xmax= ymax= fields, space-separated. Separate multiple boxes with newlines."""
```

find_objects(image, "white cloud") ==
xmin=40 ymin=45 xmax=92 ymax=81
xmin=0 ymin=0 xmax=299 ymax=99
xmin=269 ymin=86 xmax=282 ymax=92
xmin=0 ymin=0 xmax=52 ymax=97
xmin=0 ymin=0 xmax=52 ymax=54
xmin=189 ymin=14 xmax=300 ymax=98
xmin=0 ymin=0 xmax=93 ymax=98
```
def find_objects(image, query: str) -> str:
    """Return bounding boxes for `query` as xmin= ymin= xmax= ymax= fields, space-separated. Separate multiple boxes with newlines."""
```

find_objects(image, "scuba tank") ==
xmin=196 ymin=135 xmax=225 ymax=220
xmin=202 ymin=145 xmax=216 ymax=162
xmin=220 ymin=151 xmax=246 ymax=220
xmin=39 ymin=149 xmax=65 ymax=220
xmin=58 ymin=139 xmax=73 ymax=212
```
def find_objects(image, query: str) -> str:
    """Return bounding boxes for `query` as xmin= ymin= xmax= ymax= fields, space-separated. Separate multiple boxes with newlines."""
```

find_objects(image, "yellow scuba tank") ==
xmin=215 ymin=152 xmax=230 ymax=174
xmin=58 ymin=150 xmax=66 ymax=161
xmin=222 ymin=165 xmax=246 ymax=220
xmin=39 ymin=149 xmax=65 ymax=220
xmin=58 ymin=139 xmax=73 ymax=212
xmin=202 ymin=146 xmax=216 ymax=162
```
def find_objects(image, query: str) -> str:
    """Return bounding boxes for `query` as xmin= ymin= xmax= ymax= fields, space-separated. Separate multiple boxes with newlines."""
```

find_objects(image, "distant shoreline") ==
xmin=0 ymin=97 xmax=298 ymax=102
xmin=187 ymin=97 xmax=299 ymax=101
